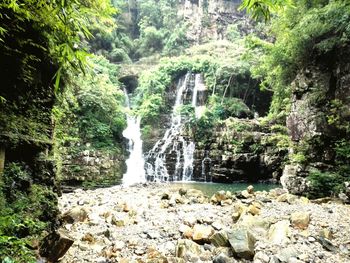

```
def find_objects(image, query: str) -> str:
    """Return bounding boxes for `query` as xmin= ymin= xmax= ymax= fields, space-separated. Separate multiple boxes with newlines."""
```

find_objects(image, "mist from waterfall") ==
xmin=122 ymin=89 xmax=146 ymax=186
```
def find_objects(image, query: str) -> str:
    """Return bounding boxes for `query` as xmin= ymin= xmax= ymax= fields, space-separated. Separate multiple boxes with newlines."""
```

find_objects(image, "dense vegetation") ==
xmin=1 ymin=0 xmax=350 ymax=261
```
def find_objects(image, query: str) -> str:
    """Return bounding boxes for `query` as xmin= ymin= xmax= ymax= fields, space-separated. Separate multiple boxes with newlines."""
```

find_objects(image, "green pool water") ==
xmin=170 ymin=181 xmax=279 ymax=197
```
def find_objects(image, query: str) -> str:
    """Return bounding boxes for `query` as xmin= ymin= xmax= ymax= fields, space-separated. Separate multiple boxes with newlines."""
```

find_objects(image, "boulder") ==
xmin=238 ymin=214 xmax=270 ymax=239
xmin=62 ymin=207 xmax=88 ymax=223
xmin=175 ymin=239 xmax=202 ymax=258
xmin=290 ymin=212 xmax=310 ymax=230
xmin=39 ymin=230 xmax=74 ymax=262
xmin=268 ymin=220 xmax=291 ymax=245
xmin=280 ymin=165 xmax=308 ymax=195
xmin=210 ymin=231 xmax=230 ymax=247
xmin=192 ymin=224 xmax=214 ymax=244
xmin=227 ymin=228 xmax=256 ymax=259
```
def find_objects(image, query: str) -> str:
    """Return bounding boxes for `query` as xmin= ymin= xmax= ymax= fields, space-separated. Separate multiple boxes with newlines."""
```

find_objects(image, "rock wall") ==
xmin=192 ymin=119 xmax=286 ymax=183
xmin=177 ymin=0 xmax=250 ymax=43
xmin=59 ymin=148 xmax=125 ymax=184
xmin=281 ymin=45 xmax=350 ymax=195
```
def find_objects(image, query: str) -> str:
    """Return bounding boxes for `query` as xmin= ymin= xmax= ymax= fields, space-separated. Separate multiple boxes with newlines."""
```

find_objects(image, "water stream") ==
xmin=122 ymin=89 xmax=146 ymax=186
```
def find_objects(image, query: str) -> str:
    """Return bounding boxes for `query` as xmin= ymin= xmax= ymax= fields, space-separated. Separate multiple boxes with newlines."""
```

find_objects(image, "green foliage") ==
xmin=0 ymin=163 xmax=57 ymax=263
xmin=307 ymin=169 xmax=344 ymax=198
xmin=54 ymin=55 xmax=126 ymax=152
xmin=0 ymin=0 xmax=116 ymax=91
xmin=239 ymin=0 xmax=291 ymax=21
xmin=250 ymin=0 xmax=350 ymax=122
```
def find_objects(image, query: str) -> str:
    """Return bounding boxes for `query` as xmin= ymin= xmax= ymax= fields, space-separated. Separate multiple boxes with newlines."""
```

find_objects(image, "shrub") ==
xmin=307 ymin=170 xmax=344 ymax=199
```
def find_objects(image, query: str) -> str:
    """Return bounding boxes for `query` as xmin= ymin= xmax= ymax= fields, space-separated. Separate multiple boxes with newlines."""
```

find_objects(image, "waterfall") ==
xmin=122 ymin=89 xmax=146 ymax=186
xmin=194 ymin=74 xmax=206 ymax=118
xmin=146 ymin=72 xmax=204 ymax=182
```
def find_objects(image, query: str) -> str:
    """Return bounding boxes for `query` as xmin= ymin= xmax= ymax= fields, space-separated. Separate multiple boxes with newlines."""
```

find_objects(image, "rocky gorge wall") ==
xmin=178 ymin=0 xmax=251 ymax=43
xmin=59 ymin=147 xmax=126 ymax=185
xmin=281 ymin=45 xmax=350 ymax=198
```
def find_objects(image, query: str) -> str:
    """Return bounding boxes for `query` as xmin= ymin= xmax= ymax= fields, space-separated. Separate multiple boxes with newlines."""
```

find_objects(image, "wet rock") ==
xmin=62 ymin=207 xmax=88 ymax=223
xmin=290 ymin=212 xmax=310 ymax=229
xmin=175 ymin=239 xmax=202 ymax=258
xmin=268 ymin=220 xmax=291 ymax=245
xmin=40 ymin=230 xmax=74 ymax=262
xmin=227 ymin=228 xmax=256 ymax=259
xmin=210 ymin=231 xmax=230 ymax=247
xmin=192 ymin=224 xmax=214 ymax=243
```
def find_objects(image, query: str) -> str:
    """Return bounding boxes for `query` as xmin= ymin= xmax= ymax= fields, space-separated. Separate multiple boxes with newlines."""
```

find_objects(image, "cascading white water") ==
xmin=122 ymin=90 xmax=146 ymax=186
xmin=182 ymin=140 xmax=195 ymax=181
xmin=146 ymin=73 xmax=189 ymax=181
xmin=146 ymin=72 xmax=208 ymax=182
xmin=194 ymin=74 xmax=206 ymax=118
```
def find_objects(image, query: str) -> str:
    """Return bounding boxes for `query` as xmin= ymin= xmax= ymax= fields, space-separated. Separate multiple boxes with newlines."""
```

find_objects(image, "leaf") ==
xmin=54 ymin=67 xmax=62 ymax=93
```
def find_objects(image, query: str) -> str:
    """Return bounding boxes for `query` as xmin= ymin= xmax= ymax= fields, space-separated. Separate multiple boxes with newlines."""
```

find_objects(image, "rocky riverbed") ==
xmin=57 ymin=183 xmax=350 ymax=263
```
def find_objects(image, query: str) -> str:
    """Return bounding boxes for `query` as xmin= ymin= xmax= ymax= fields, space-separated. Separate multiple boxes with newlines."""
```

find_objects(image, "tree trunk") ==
xmin=0 ymin=146 xmax=5 ymax=175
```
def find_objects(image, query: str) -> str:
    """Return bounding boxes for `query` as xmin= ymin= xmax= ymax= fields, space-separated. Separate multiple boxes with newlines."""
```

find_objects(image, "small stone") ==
xmin=221 ymin=199 xmax=233 ymax=206
xmin=241 ymin=190 xmax=251 ymax=199
xmin=253 ymin=251 xmax=269 ymax=263
xmin=161 ymin=192 xmax=171 ymax=200
xmin=212 ymin=221 xmax=224 ymax=231
xmin=184 ymin=216 xmax=197 ymax=227
xmin=319 ymin=228 xmax=333 ymax=239
xmin=276 ymin=247 xmax=298 ymax=262
xmin=147 ymin=230 xmax=161 ymax=239
xmin=247 ymin=185 xmax=254 ymax=194
xmin=248 ymin=204 xmax=260 ymax=216
xmin=114 ymin=240 xmax=125 ymax=250
xmin=81 ymin=233 xmax=95 ymax=244
xmin=290 ymin=212 xmax=310 ymax=230
xmin=308 ymin=236 xmax=316 ymax=242
xmin=111 ymin=215 xmax=126 ymax=227
xmin=213 ymin=253 xmax=234 ymax=263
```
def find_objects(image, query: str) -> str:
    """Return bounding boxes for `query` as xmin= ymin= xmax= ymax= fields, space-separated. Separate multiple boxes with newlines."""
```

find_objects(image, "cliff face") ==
xmin=281 ymin=45 xmax=350 ymax=196
xmin=178 ymin=0 xmax=249 ymax=43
